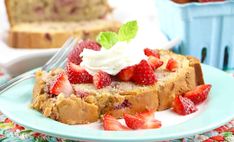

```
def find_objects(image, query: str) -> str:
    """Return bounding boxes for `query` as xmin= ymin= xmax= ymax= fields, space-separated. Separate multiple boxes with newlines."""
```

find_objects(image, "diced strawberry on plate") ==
xmin=124 ymin=110 xmax=161 ymax=129
xmin=117 ymin=66 xmax=135 ymax=81
xmin=172 ymin=95 xmax=197 ymax=115
xmin=49 ymin=72 xmax=74 ymax=96
xmin=132 ymin=60 xmax=157 ymax=85
xmin=184 ymin=84 xmax=211 ymax=105
xmin=68 ymin=40 xmax=101 ymax=65
xmin=66 ymin=62 xmax=93 ymax=84
xmin=103 ymin=114 xmax=130 ymax=131
xmin=93 ymin=71 xmax=112 ymax=89
xmin=144 ymin=48 xmax=160 ymax=59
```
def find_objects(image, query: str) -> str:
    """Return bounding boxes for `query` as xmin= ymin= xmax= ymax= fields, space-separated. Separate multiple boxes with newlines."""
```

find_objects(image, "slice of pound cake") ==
xmin=31 ymin=21 xmax=206 ymax=125
xmin=5 ymin=0 xmax=111 ymax=26
xmin=8 ymin=20 xmax=120 ymax=48
xmin=32 ymin=49 xmax=204 ymax=124
xmin=5 ymin=0 xmax=119 ymax=49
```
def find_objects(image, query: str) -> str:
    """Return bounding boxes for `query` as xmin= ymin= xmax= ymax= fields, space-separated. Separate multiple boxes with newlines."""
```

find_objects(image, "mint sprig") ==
xmin=118 ymin=20 xmax=138 ymax=42
xmin=96 ymin=32 xmax=118 ymax=49
xmin=96 ymin=20 xmax=138 ymax=49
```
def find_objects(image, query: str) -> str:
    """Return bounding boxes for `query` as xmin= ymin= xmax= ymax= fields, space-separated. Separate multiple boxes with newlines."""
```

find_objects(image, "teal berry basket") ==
xmin=155 ymin=0 xmax=234 ymax=70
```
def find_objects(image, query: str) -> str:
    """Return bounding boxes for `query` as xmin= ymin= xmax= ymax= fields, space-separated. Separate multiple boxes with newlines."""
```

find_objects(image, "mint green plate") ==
xmin=0 ymin=65 xmax=234 ymax=142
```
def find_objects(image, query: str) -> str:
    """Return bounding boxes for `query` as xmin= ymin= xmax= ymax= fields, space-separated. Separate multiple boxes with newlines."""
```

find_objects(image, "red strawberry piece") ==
xmin=117 ymin=66 xmax=135 ymax=81
xmin=132 ymin=60 xmax=157 ymax=85
xmin=184 ymin=84 xmax=211 ymax=105
xmin=66 ymin=62 xmax=93 ymax=84
xmin=124 ymin=110 xmax=161 ymax=130
xmin=172 ymin=95 xmax=197 ymax=115
xmin=166 ymin=58 xmax=178 ymax=72
xmin=210 ymin=135 xmax=225 ymax=141
xmin=103 ymin=114 xmax=130 ymax=131
xmin=49 ymin=72 xmax=74 ymax=96
xmin=144 ymin=48 xmax=160 ymax=58
xmin=148 ymin=56 xmax=163 ymax=70
xmin=68 ymin=40 xmax=101 ymax=65
xmin=93 ymin=71 xmax=112 ymax=89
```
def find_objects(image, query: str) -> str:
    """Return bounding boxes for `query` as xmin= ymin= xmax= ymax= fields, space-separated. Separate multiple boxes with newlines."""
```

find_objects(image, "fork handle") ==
xmin=0 ymin=73 xmax=35 ymax=94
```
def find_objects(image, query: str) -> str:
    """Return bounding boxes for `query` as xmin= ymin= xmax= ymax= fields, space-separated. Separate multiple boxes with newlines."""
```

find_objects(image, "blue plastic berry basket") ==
xmin=155 ymin=0 xmax=234 ymax=70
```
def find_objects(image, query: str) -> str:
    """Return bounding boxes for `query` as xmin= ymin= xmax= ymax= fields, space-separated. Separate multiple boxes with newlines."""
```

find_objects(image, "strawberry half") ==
xmin=166 ymin=58 xmax=178 ymax=72
xmin=68 ymin=40 xmax=101 ymax=65
xmin=66 ymin=62 xmax=93 ymax=84
xmin=117 ymin=66 xmax=135 ymax=81
xmin=184 ymin=84 xmax=211 ymax=105
xmin=148 ymin=56 xmax=163 ymax=70
xmin=132 ymin=60 xmax=157 ymax=85
xmin=172 ymin=95 xmax=197 ymax=115
xmin=144 ymin=48 xmax=160 ymax=58
xmin=103 ymin=114 xmax=130 ymax=131
xmin=49 ymin=72 xmax=74 ymax=96
xmin=93 ymin=71 xmax=112 ymax=89
xmin=124 ymin=110 xmax=161 ymax=130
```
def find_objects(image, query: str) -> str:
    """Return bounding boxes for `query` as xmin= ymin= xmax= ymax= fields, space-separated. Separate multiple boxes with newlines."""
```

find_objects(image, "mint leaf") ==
xmin=96 ymin=32 xmax=118 ymax=49
xmin=118 ymin=20 xmax=138 ymax=42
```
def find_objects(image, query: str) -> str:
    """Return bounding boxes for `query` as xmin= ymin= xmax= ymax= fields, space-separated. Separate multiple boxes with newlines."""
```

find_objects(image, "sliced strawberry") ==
xmin=103 ymin=114 xmax=130 ymax=131
xmin=68 ymin=40 xmax=101 ymax=65
xmin=172 ymin=95 xmax=197 ymax=115
xmin=148 ymin=56 xmax=163 ymax=70
xmin=124 ymin=110 xmax=161 ymax=130
xmin=66 ymin=62 xmax=93 ymax=84
xmin=132 ymin=60 xmax=157 ymax=85
xmin=49 ymin=72 xmax=73 ymax=96
xmin=184 ymin=84 xmax=211 ymax=105
xmin=93 ymin=71 xmax=112 ymax=89
xmin=124 ymin=114 xmax=144 ymax=129
xmin=117 ymin=66 xmax=135 ymax=81
xmin=166 ymin=58 xmax=178 ymax=72
xmin=144 ymin=48 xmax=160 ymax=58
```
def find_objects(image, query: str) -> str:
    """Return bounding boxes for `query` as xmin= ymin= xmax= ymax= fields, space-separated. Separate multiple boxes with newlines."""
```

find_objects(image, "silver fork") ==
xmin=0 ymin=37 xmax=78 ymax=94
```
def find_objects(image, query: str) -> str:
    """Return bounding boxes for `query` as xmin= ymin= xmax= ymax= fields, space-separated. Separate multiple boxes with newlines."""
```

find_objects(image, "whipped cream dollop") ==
xmin=80 ymin=41 xmax=147 ymax=76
